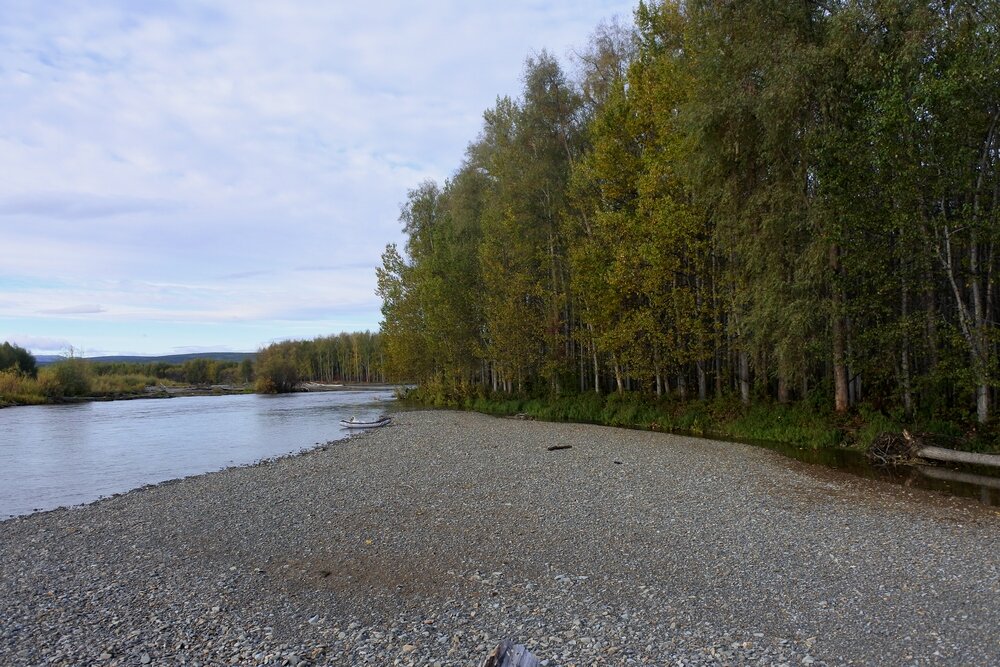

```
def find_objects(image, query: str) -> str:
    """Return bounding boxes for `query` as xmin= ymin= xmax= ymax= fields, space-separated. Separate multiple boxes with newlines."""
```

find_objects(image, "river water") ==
xmin=4 ymin=392 xmax=997 ymax=519
xmin=0 ymin=389 xmax=394 ymax=519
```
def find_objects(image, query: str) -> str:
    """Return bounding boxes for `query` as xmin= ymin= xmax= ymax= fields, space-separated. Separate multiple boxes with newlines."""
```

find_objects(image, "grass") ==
xmin=402 ymin=386 xmax=998 ymax=453
xmin=0 ymin=370 xmax=47 ymax=406
xmin=89 ymin=373 xmax=158 ymax=396
xmin=1 ymin=367 xmax=167 ymax=406
xmin=466 ymin=392 xmax=846 ymax=448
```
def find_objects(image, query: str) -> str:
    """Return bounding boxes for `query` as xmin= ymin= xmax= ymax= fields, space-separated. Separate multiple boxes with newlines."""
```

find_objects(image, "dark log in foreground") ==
xmin=481 ymin=640 xmax=541 ymax=667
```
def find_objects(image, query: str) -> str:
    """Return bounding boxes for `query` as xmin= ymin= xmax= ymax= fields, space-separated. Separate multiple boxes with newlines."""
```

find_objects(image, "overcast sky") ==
xmin=0 ymin=0 xmax=634 ymax=357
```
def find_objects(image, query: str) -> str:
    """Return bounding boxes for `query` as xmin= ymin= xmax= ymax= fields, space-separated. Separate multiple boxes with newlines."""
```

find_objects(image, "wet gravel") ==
xmin=1 ymin=410 xmax=998 ymax=666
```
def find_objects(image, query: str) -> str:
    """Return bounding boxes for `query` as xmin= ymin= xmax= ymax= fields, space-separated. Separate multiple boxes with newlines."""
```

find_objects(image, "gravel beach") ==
xmin=1 ymin=410 xmax=998 ymax=666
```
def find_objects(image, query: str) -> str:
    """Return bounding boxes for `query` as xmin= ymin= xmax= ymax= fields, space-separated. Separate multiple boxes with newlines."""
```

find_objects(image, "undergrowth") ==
xmin=400 ymin=386 xmax=997 ymax=452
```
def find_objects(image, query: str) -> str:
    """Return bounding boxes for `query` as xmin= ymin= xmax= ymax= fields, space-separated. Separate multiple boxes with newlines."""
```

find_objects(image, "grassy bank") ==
xmin=401 ymin=388 xmax=998 ymax=453
xmin=0 ymin=371 xmax=48 ymax=407
xmin=0 ymin=360 xmax=222 ymax=408
xmin=0 ymin=368 xmax=165 ymax=407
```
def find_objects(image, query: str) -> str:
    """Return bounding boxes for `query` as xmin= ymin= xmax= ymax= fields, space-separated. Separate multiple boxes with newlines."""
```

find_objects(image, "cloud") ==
xmin=0 ymin=192 xmax=178 ymax=219
xmin=0 ymin=0 xmax=635 ymax=355
xmin=37 ymin=304 xmax=106 ymax=315
xmin=7 ymin=335 xmax=72 ymax=353
xmin=217 ymin=270 xmax=273 ymax=280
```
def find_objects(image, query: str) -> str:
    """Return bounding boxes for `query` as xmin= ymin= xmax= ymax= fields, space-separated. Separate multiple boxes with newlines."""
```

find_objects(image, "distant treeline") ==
xmin=378 ymin=0 xmax=1000 ymax=429
xmin=0 ymin=343 xmax=256 ymax=404
xmin=0 ymin=333 xmax=385 ymax=403
xmin=255 ymin=332 xmax=384 ymax=393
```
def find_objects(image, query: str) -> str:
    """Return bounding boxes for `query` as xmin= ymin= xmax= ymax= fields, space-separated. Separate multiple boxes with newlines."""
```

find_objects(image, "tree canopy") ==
xmin=0 ymin=342 xmax=37 ymax=378
xmin=378 ymin=0 xmax=1000 ymax=426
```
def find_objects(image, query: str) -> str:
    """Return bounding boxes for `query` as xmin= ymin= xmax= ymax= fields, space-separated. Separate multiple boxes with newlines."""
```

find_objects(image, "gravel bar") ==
xmin=2 ymin=410 xmax=998 ymax=666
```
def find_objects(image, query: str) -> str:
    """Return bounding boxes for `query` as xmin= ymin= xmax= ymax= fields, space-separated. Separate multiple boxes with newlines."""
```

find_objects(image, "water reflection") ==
xmin=717 ymin=432 xmax=1000 ymax=507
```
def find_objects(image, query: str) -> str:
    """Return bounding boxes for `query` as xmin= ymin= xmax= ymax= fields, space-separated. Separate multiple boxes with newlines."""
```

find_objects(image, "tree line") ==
xmin=378 ymin=0 xmax=1000 ymax=427
xmin=254 ymin=332 xmax=384 ymax=393
xmin=0 ymin=333 xmax=385 ymax=403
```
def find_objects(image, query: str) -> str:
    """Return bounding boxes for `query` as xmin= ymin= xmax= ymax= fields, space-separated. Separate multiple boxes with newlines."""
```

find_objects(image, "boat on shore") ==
xmin=339 ymin=415 xmax=391 ymax=429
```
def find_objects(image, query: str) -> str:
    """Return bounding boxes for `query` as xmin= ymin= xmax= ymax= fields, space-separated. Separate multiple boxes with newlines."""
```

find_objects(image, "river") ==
xmin=0 ymin=389 xmax=394 ymax=519
xmin=4 ymin=391 xmax=997 ymax=519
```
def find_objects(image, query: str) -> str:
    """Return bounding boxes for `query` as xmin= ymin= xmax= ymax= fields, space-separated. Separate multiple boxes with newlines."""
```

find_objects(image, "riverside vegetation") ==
xmin=0 ymin=332 xmax=385 ymax=407
xmin=378 ymin=0 xmax=1000 ymax=453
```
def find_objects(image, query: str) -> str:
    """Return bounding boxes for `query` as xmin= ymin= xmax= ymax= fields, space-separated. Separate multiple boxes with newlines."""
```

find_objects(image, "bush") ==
xmin=183 ymin=358 xmax=215 ymax=385
xmin=40 ymin=359 xmax=92 ymax=397
xmin=89 ymin=374 xmax=156 ymax=395
xmin=0 ymin=369 xmax=46 ymax=405
xmin=254 ymin=350 xmax=300 ymax=393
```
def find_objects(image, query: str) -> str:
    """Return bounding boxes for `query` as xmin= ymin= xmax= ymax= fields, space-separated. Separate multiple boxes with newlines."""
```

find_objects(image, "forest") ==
xmin=377 ymin=0 xmax=1000 ymax=444
xmin=253 ymin=332 xmax=385 ymax=392
xmin=0 ymin=332 xmax=384 ymax=405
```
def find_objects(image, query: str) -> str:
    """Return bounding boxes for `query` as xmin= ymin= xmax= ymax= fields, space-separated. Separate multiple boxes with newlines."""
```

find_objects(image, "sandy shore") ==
xmin=1 ymin=410 xmax=998 ymax=666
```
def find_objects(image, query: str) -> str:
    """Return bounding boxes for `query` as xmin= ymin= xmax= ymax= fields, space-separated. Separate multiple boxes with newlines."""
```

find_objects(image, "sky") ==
xmin=0 ymin=0 xmax=634 ymax=357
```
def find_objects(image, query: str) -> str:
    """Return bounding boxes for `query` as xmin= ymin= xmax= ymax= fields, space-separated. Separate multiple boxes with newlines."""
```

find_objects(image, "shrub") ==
xmin=89 ymin=374 xmax=155 ymax=395
xmin=40 ymin=359 xmax=92 ymax=397
xmin=0 ymin=369 xmax=46 ymax=405
xmin=183 ymin=358 xmax=215 ymax=385
xmin=254 ymin=349 xmax=299 ymax=393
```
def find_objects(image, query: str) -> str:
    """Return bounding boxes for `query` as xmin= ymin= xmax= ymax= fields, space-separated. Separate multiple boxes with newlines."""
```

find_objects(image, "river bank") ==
xmin=2 ymin=411 xmax=998 ymax=665
xmin=0 ymin=382 xmax=397 ymax=409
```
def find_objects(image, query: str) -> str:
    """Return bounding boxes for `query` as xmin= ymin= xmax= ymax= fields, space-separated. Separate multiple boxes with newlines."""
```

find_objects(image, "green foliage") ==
xmin=88 ymin=374 xmax=157 ymax=395
xmin=0 ymin=369 xmax=47 ymax=405
xmin=440 ymin=391 xmax=848 ymax=448
xmin=380 ymin=0 xmax=1000 ymax=447
xmin=183 ymin=358 xmax=215 ymax=385
xmin=254 ymin=344 xmax=300 ymax=394
xmin=41 ymin=358 xmax=92 ymax=398
xmin=88 ymin=359 xmax=240 ymax=385
xmin=725 ymin=403 xmax=844 ymax=449
xmin=239 ymin=358 xmax=254 ymax=383
xmin=0 ymin=342 xmax=37 ymax=378
xmin=253 ymin=332 xmax=383 ymax=394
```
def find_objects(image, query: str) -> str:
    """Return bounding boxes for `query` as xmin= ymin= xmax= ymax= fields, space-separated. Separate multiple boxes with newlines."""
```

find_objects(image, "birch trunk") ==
xmin=831 ymin=244 xmax=849 ymax=413
xmin=738 ymin=351 xmax=750 ymax=405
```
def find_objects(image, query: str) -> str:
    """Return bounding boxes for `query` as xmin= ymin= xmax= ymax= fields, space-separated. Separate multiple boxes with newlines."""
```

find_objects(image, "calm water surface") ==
xmin=0 ymin=389 xmax=394 ymax=518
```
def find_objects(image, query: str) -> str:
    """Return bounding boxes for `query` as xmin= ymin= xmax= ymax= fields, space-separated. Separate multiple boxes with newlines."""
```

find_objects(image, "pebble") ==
xmin=0 ymin=411 xmax=997 ymax=666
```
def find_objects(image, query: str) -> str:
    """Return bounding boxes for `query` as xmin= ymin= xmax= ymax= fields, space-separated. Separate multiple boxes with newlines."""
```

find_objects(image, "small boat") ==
xmin=339 ymin=415 xmax=392 ymax=429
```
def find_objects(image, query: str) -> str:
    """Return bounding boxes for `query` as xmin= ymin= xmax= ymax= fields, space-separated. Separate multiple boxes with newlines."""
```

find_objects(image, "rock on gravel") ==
xmin=1 ymin=410 xmax=998 ymax=666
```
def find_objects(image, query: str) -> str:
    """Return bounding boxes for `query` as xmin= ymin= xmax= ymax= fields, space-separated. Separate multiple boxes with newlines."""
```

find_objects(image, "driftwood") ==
xmin=914 ymin=445 xmax=1000 ymax=468
xmin=480 ymin=640 xmax=541 ymax=667
xmin=868 ymin=430 xmax=1000 ymax=469
xmin=867 ymin=432 xmax=920 ymax=465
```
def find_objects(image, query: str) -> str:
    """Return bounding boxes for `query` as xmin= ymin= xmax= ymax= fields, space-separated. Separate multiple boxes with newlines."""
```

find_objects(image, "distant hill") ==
xmin=35 ymin=355 xmax=65 ymax=365
xmin=36 ymin=352 xmax=256 ymax=366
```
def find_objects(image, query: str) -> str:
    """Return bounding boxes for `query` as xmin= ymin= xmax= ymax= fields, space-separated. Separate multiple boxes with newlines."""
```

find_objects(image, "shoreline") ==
xmin=2 ymin=411 xmax=998 ymax=665
xmin=0 ymin=382 xmax=401 ymax=410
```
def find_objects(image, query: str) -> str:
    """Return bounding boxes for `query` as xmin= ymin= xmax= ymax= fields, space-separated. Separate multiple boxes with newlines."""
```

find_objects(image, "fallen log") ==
xmin=913 ymin=446 xmax=1000 ymax=469
xmin=868 ymin=430 xmax=1000 ymax=469
xmin=480 ymin=639 xmax=541 ymax=667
